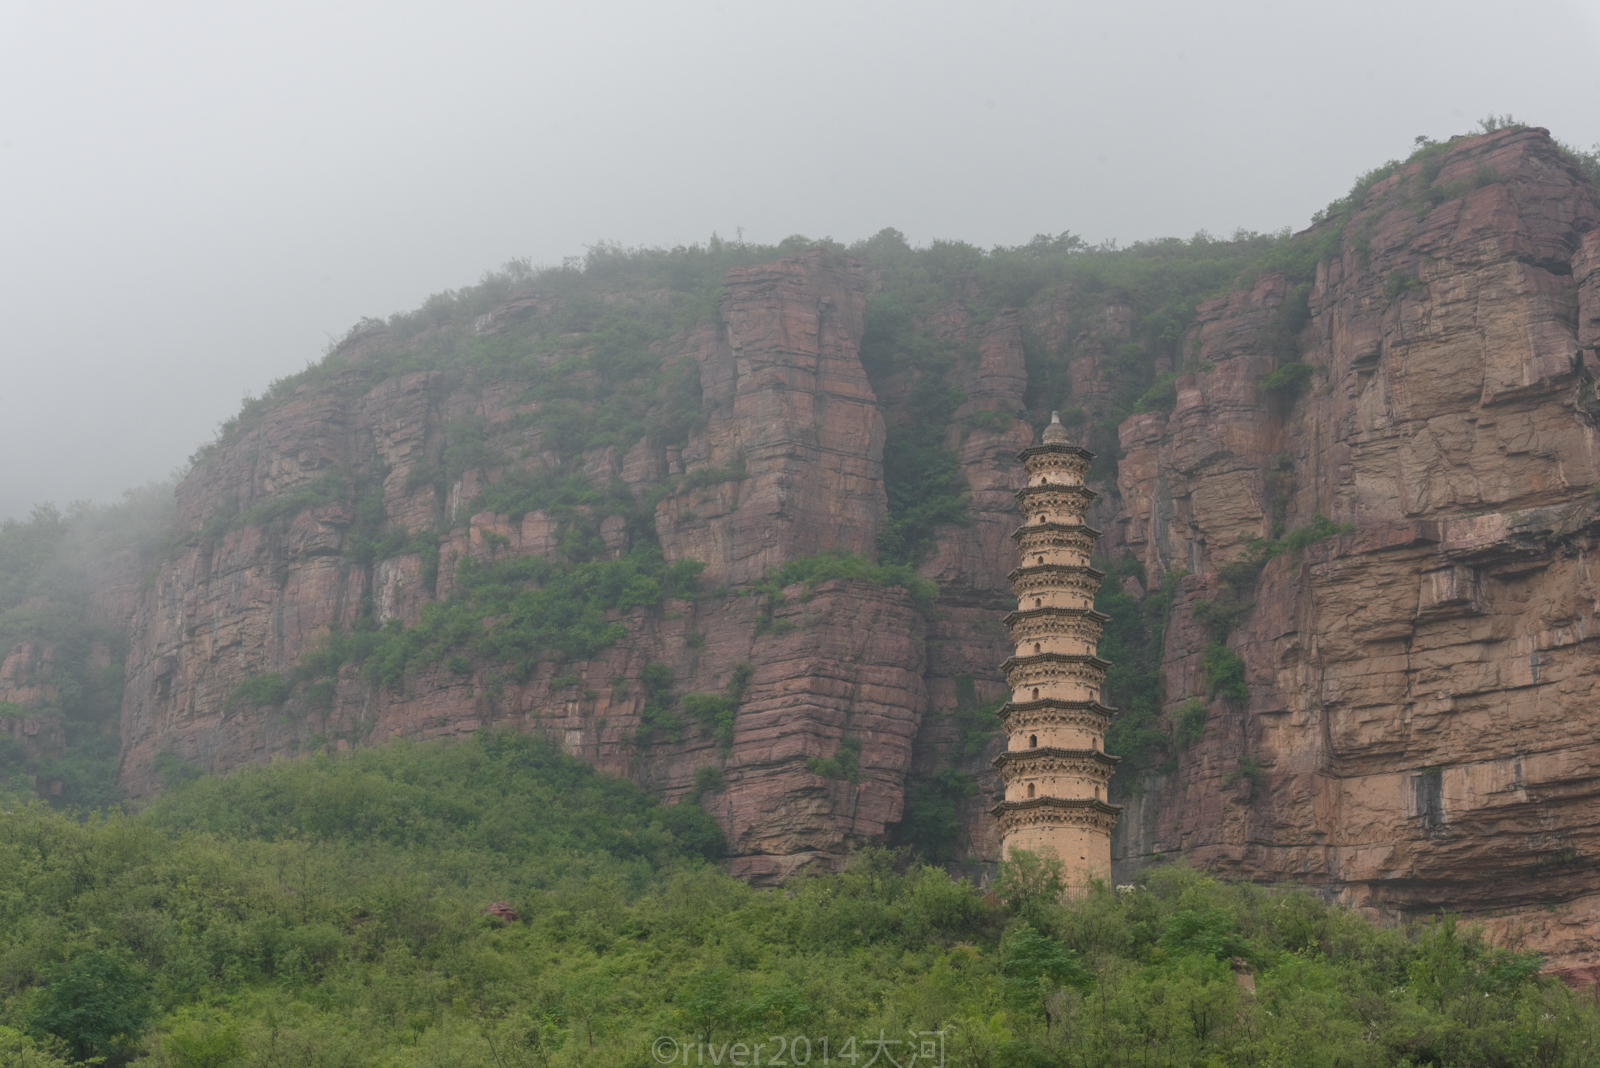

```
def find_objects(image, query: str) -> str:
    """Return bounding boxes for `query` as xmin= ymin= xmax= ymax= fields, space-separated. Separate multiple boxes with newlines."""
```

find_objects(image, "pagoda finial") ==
xmin=1042 ymin=409 xmax=1069 ymax=444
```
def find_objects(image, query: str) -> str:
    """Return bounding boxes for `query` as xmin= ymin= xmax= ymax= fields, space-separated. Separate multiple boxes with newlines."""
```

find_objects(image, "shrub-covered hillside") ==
xmin=2 ymin=732 xmax=1598 ymax=1067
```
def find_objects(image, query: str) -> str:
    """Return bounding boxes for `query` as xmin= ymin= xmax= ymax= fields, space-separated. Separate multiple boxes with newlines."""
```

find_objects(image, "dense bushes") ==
xmin=4 ymin=740 xmax=1594 ymax=1067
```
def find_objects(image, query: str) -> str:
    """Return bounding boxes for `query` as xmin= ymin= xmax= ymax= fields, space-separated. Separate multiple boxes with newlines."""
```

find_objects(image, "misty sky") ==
xmin=2 ymin=0 xmax=1597 ymax=522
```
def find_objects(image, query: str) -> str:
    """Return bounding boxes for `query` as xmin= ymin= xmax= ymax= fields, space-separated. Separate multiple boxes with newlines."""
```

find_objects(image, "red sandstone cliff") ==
xmin=93 ymin=127 xmax=1600 ymax=967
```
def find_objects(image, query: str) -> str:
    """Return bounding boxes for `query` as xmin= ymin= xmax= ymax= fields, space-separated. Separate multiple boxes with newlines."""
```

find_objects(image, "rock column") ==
xmin=992 ymin=412 xmax=1121 ymax=890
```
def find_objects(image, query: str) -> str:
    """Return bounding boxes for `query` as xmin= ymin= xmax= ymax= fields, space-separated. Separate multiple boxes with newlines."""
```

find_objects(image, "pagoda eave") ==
xmin=990 ymin=796 xmax=1123 ymax=818
xmin=1000 ymin=652 xmax=1112 ymax=673
xmin=1015 ymin=484 xmax=1098 ymax=505
xmin=1017 ymin=443 xmax=1096 ymax=463
xmin=1002 ymin=606 xmax=1111 ymax=627
xmin=992 ymin=747 xmax=1121 ymax=770
xmin=1005 ymin=563 xmax=1106 ymax=584
xmin=1010 ymin=521 xmax=1103 ymax=543
xmin=999 ymin=698 xmax=1117 ymax=718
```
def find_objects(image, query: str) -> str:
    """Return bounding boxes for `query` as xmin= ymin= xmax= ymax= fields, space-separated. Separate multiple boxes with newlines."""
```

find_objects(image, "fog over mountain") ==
xmin=2 ymin=0 xmax=1597 ymax=521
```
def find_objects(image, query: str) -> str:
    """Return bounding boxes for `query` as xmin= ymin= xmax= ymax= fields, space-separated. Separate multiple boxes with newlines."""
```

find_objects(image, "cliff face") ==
xmin=120 ymin=251 xmax=939 ymax=882
xmin=1111 ymin=127 xmax=1600 ymax=968
xmin=107 ymin=128 xmax=1600 ymax=964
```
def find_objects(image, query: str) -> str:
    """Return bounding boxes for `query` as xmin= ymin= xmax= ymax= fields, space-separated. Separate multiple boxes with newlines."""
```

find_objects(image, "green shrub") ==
xmin=691 ymin=764 xmax=726 ymax=800
xmin=1100 ymin=562 xmax=1187 ymax=770
xmin=1260 ymin=361 xmax=1313 ymax=398
xmin=234 ymin=673 xmax=291 ymax=707
xmin=768 ymin=549 xmax=938 ymax=607
xmin=1134 ymin=371 xmax=1180 ymax=413
xmin=966 ymin=407 xmax=1016 ymax=433
xmin=1222 ymin=753 xmax=1268 ymax=800
xmin=891 ymin=767 xmax=976 ymax=863
xmin=638 ymin=661 xmax=680 ymax=740
xmin=681 ymin=460 xmax=747 ymax=490
xmin=952 ymin=674 xmax=1004 ymax=756
xmin=1201 ymin=642 xmax=1248 ymax=704
xmin=807 ymin=735 xmax=862 ymax=781
xmin=1169 ymin=697 xmax=1208 ymax=748
xmin=27 ymin=950 xmax=152 ymax=1062
xmin=1383 ymin=269 xmax=1423 ymax=304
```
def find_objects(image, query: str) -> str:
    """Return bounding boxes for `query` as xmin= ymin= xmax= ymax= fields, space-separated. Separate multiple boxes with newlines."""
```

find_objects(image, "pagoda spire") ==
xmin=991 ymin=411 xmax=1121 ymax=891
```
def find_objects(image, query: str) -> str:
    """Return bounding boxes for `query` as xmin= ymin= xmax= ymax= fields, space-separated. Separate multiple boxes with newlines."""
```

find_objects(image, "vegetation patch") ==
xmin=756 ymin=549 xmax=939 ymax=608
xmin=679 ymin=662 xmax=753 ymax=752
xmin=1169 ymin=696 xmax=1209 ymax=748
xmin=237 ymin=548 xmax=707 ymax=713
xmin=1098 ymin=558 xmax=1187 ymax=770
xmin=1200 ymin=641 xmax=1249 ymax=704
xmin=807 ymin=735 xmax=863 ymax=781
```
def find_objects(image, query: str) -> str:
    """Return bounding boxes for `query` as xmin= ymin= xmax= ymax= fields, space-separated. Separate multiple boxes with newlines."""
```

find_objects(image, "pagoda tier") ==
xmin=1008 ymin=563 xmax=1105 ymax=612
xmin=1017 ymin=441 xmax=1095 ymax=478
xmin=993 ymin=412 xmax=1120 ymax=887
xmin=997 ymin=697 xmax=1116 ymax=735
xmin=992 ymin=747 xmax=1121 ymax=804
xmin=1013 ymin=521 xmax=1102 ymax=561
xmin=990 ymin=797 xmax=1121 ymax=882
xmin=1015 ymin=484 xmax=1097 ymax=526
xmin=1003 ymin=607 xmax=1109 ymax=655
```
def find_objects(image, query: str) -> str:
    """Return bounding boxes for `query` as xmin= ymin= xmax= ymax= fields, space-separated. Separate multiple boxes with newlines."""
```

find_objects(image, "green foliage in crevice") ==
xmin=1223 ymin=752 xmax=1269 ymax=801
xmin=858 ymin=282 xmax=971 ymax=565
xmin=806 ymin=735 xmax=862 ymax=782
xmin=679 ymin=662 xmax=753 ymax=753
xmin=246 ymin=549 xmax=707 ymax=708
xmin=689 ymin=763 xmax=726 ymax=802
xmin=887 ymin=677 xmax=1001 ymax=864
xmin=1169 ymin=697 xmax=1209 ymax=749
xmin=753 ymin=549 xmax=939 ymax=609
xmin=1097 ymin=558 xmax=1187 ymax=771
xmin=1200 ymin=642 xmax=1249 ymax=704
xmin=951 ymin=673 xmax=1005 ymax=757
xmin=890 ymin=767 xmax=977 ymax=864
xmin=1186 ymin=516 xmax=1354 ymax=711
xmin=1195 ymin=514 xmax=1354 ymax=641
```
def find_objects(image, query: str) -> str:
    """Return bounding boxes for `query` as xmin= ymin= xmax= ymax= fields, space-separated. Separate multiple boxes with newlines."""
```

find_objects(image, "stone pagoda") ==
xmin=991 ymin=411 xmax=1121 ymax=890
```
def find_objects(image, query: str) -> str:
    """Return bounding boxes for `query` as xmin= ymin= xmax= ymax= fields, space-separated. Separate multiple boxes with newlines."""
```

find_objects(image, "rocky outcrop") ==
xmin=656 ymin=253 xmax=886 ymax=585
